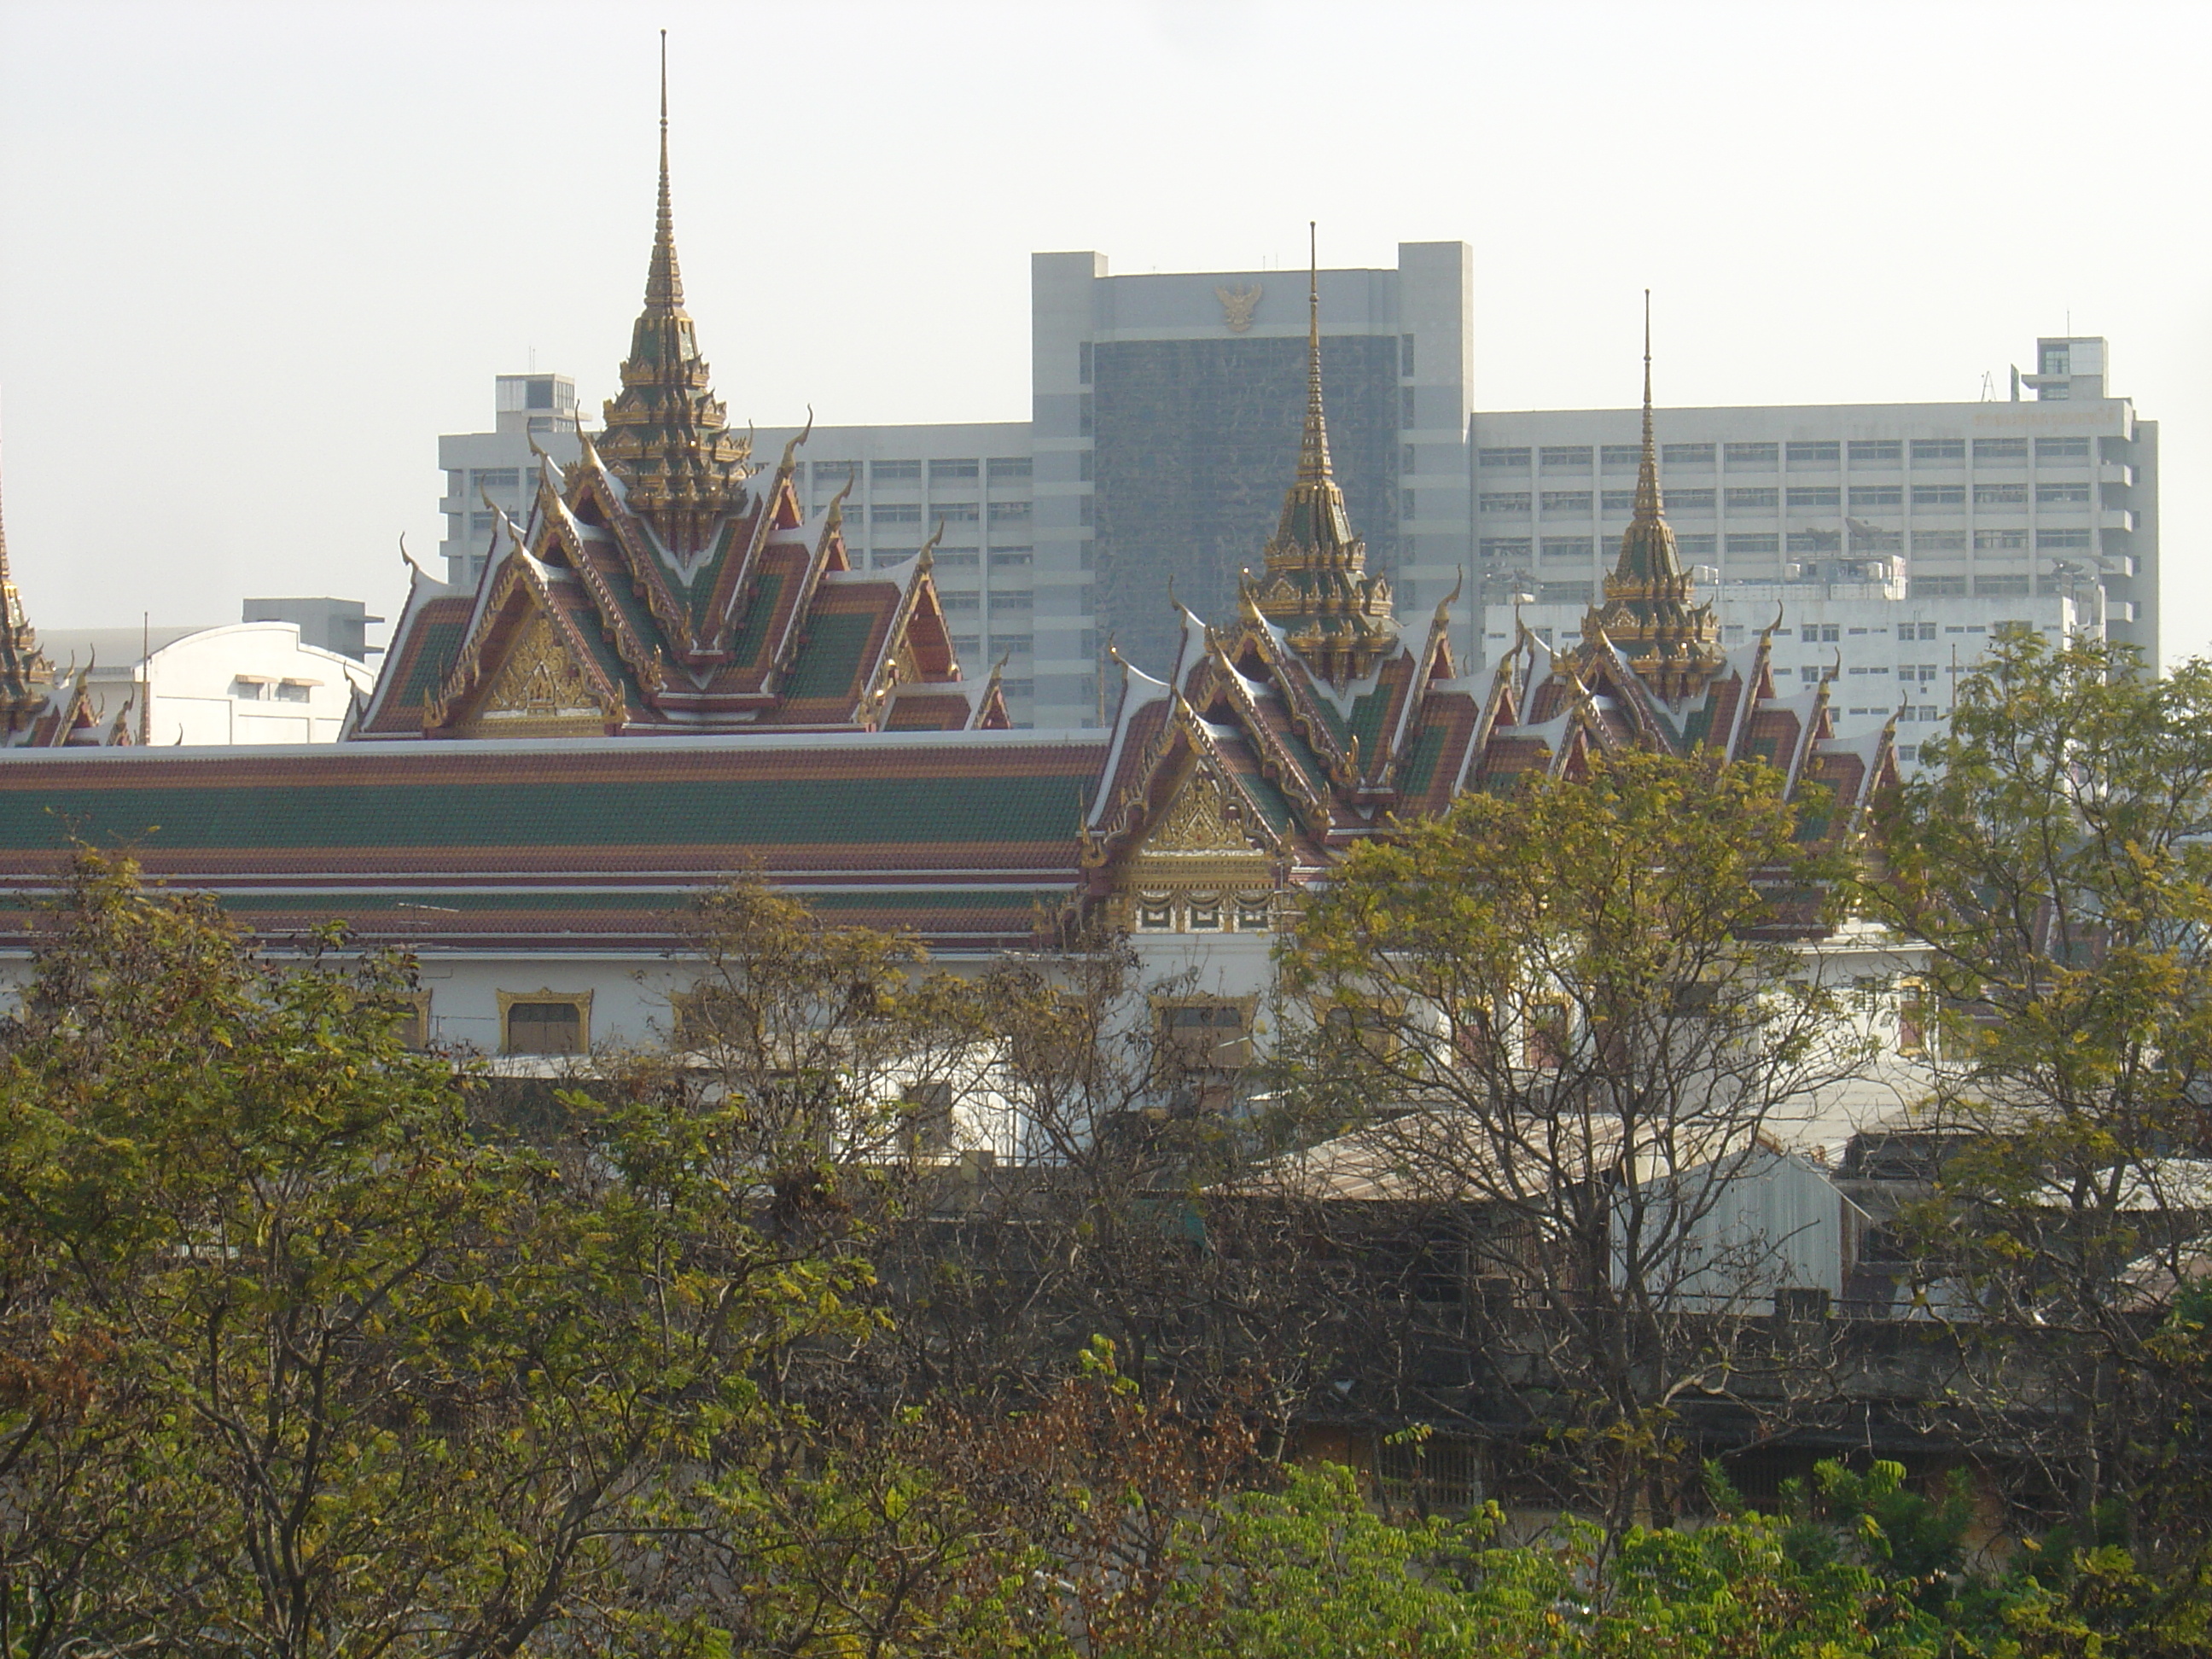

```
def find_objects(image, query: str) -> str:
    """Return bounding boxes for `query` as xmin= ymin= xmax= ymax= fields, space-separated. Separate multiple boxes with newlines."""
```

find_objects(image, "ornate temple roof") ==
xmin=352 ymin=55 xmax=1002 ymax=742
xmin=0 ymin=224 xmax=1896 ymax=961
xmin=591 ymin=49 xmax=754 ymax=557
xmin=1240 ymin=228 xmax=1396 ymax=688
xmin=0 ymin=731 xmax=1104 ymax=956
xmin=1578 ymin=299 xmax=1726 ymax=704
xmin=1074 ymin=310 xmax=1901 ymax=934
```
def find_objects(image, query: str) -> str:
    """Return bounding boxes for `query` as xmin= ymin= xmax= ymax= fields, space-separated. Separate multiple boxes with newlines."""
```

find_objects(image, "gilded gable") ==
xmin=455 ymin=611 xmax=611 ymax=738
xmin=1111 ymin=764 xmax=1279 ymax=935
xmin=1141 ymin=766 xmax=1266 ymax=857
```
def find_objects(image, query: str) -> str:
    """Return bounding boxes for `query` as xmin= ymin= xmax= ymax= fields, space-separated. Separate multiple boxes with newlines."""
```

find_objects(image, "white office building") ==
xmin=1470 ymin=336 xmax=2154 ymax=669
xmin=753 ymin=422 xmax=1038 ymax=723
xmin=439 ymin=373 xmax=583 ymax=587
xmin=40 ymin=614 xmax=377 ymax=745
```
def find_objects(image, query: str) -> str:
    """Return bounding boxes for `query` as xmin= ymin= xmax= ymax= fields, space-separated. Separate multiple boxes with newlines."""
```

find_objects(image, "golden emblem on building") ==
xmin=1214 ymin=284 xmax=1262 ymax=334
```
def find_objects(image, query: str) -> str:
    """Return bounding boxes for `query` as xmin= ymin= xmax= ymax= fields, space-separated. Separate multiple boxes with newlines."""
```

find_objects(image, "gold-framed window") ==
xmin=498 ymin=988 xmax=593 ymax=1056
xmin=391 ymin=991 xmax=433 ymax=1051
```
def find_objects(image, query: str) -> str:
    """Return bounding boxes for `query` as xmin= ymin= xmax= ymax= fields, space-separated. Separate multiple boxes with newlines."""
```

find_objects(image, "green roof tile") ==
xmin=783 ymin=611 xmax=878 ymax=704
xmin=0 ymin=771 xmax=1097 ymax=853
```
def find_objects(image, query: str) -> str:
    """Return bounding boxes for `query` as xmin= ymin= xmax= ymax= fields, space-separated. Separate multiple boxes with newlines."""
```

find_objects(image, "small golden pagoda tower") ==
xmin=1582 ymin=298 xmax=1725 ymax=703
xmin=0 ymin=443 xmax=55 ymax=736
xmin=1245 ymin=225 xmax=1396 ymax=687
xmin=593 ymin=35 xmax=754 ymax=556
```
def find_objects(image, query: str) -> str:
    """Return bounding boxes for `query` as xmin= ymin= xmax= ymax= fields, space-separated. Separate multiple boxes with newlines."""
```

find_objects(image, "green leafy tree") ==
xmin=1868 ymin=632 xmax=2212 ymax=1548
xmin=1279 ymin=748 xmax=1873 ymax=1531
xmin=1099 ymin=1461 xmax=1944 ymax=1658
xmin=0 ymin=852 xmax=877 ymax=1656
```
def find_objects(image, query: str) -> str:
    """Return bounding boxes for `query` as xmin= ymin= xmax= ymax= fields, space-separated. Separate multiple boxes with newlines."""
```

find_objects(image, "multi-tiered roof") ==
xmin=1243 ymin=231 xmax=1398 ymax=687
xmin=0 ymin=245 xmax=1896 ymax=965
xmin=1078 ymin=300 xmax=1899 ymax=934
xmin=352 ymin=61 xmax=1003 ymax=742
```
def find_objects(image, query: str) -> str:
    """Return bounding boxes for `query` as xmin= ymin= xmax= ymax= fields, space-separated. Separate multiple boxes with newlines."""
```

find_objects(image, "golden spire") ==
xmin=1296 ymin=221 xmax=1333 ymax=486
xmin=0 ymin=434 xmax=55 ymax=732
xmin=1249 ymin=224 xmax=1395 ymax=687
xmin=1580 ymin=294 xmax=1724 ymax=704
xmin=645 ymin=29 xmax=682 ymax=311
xmin=0 ymin=434 xmax=17 ymax=628
xmin=597 ymin=29 xmax=753 ymax=556
xmin=1633 ymin=289 xmax=1662 ymax=521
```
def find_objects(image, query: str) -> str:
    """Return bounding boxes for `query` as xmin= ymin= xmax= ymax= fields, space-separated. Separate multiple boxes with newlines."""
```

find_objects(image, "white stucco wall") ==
xmin=138 ymin=622 xmax=375 ymax=745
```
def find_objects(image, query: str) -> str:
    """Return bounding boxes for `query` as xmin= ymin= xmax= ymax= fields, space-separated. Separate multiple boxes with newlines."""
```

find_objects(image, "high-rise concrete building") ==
xmin=438 ymin=373 xmax=583 ymax=586
xmin=1470 ymin=335 xmax=2154 ymax=667
xmin=1027 ymin=244 xmax=1475 ymax=729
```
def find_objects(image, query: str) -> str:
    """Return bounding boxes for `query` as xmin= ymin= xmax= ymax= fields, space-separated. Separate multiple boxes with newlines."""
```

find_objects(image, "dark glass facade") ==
xmin=1093 ymin=335 xmax=1400 ymax=680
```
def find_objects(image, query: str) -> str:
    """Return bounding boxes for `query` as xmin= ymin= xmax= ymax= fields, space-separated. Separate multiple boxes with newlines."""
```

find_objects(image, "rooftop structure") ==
xmin=366 ymin=51 xmax=1004 ymax=742
xmin=242 ymin=597 xmax=383 ymax=661
xmin=0 ymin=55 xmax=1895 ymax=1055
xmin=439 ymin=376 xmax=583 ymax=589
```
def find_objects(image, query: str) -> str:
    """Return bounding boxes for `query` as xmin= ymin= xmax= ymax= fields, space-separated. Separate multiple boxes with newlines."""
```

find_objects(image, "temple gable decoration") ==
xmin=1144 ymin=764 xmax=1270 ymax=857
xmin=1118 ymin=760 xmax=1281 ymax=935
xmin=459 ymin=610 xmax=612 ymax=736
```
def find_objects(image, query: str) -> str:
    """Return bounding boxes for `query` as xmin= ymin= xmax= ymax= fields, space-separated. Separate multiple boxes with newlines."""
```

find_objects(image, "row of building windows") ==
xmin=1528 ymin=573 xmax=2042 ymax=608
xmin=862 ymin=500 xmax=1033 ymax=526
xmin=866 ymin=546 xmax=1036 ymax=571
xmin=230 ymin=677 xmax=316 ymax=703
xmin=808 ymin=457 xmax=1032 ymax=486
xmin=1484 ymin=526 xmax=2087 ymax=561
xmin=395 ymin=992 xmax=592 ymax=1057
xmin=1479 ymin=436 xmax=2097 ymax=471
xmin=1507 ymin=620 xmax=2005 ymax=649
xmin=938 ymin=591 xmax=1035 ymax=611
xmin=1480 ymin=481 xmax=2094 ymax=515
xmin=463 ymin=506 xmax=1050 ymax=544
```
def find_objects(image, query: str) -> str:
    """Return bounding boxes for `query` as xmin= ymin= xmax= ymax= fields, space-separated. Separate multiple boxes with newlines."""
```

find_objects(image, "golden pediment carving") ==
xmin=1143 ymin=766 xmax=1266 ymax=856
xmin=460 ymin=610 xmax=608 ymax=735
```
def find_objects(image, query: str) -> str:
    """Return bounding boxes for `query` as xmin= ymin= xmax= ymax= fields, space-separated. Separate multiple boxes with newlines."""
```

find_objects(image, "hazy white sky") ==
xmin=3 ymin=0 xmax=2208 ymax=661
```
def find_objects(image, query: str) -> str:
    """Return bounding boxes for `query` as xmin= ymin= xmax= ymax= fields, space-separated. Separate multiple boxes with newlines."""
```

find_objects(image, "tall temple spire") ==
xmin=645 ymin=28 xmax=683 ymax=311
xmin=597 ymin=29 xmax=753 ymax=557
xmin=1633 ymin=288 xmax=1661 ymax=521
xmin=1244 ymin=224 xmax=1397 ymax=687
xmin=1580 ymin=294 xmax=1724 ymax=703
xmin=0 ymin=434 xmax=55 ymax=733
xmin=1296 ymin=221 xmax=1333 ymax=486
